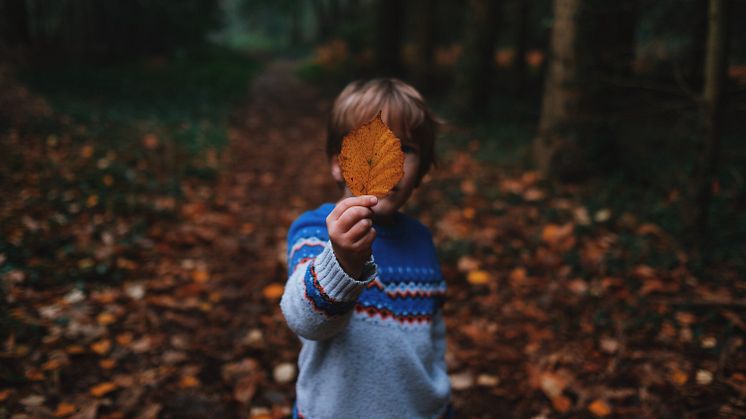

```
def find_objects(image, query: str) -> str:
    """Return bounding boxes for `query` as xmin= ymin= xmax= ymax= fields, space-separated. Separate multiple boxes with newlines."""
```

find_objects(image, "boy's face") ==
xmin=331 ymin=139 xmax=421 ymax=222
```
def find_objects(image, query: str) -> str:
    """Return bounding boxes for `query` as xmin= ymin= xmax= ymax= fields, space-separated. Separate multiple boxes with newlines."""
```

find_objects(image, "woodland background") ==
xmin=1 ymin=0 xmax=745 ymax=418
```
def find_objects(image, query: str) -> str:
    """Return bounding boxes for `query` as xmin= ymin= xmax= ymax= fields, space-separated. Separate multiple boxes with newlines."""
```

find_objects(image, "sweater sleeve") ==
xmin=280 ymin=222 xmax=376 ymax=341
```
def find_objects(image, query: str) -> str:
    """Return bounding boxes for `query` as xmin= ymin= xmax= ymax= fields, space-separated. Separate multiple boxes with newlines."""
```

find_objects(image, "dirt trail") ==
xmin=155 ymin=59 xmax=341 ymax=417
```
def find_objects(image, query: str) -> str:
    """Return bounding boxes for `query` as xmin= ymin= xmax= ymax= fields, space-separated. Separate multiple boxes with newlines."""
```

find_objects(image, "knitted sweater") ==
xmin=280 ymin=203 xmax=452 ymax=419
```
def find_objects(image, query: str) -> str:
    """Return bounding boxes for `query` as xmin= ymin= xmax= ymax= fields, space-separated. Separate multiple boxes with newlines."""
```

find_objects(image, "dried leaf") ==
xmin=339 ymin=113 xmax=404 ymax=197
xmin=588 ymin=399 xmax=612 ymax=417
xmin=467 ymin=270 xmax=489 ymax=285
xmin=90 ymin=339 xmax=111 ymax=355
xmin=551 ymin=395 xmax=572 ymax=413
xmin=273 ymin=362 xmax=296 ymax=383
xmin=192 ymin=269 xmax=209 ymax=283
xmin=540 ymin=371 xmax=568 ymax=398
xmin=262 ymin=283 xmax=284 ymax=300
xmin=54 ymin=402 xmax=78 ymax=417
xmin=542 ymin=223 xmax=574 ymax=245
xmin=20 ymin=394 xmax=45 ymax=406
xmin=96 ymin=312 xmax=117 ymax=326
xmin=179 ymin=375 xmax=200 ymax=388
xmin=476 ymin=374 xmax=500 ymax=387
xmin=99 ymin=359 xmax=117 ymax=369
xmin=42 ymin=359 xmax=63 ymax=371
xmin=670 ymin=368 xmax=688 ymax=385
xmin=234 ymin=376 xmax=257 ymax=404
xmin=90 ymin=381 xmax=118 ymax=397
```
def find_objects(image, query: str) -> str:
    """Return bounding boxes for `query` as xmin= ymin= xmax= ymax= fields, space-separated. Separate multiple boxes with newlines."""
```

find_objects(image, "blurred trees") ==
xmin=376 ymin=0 xmax=405 ymax=76
xmin=695 ymin=0 xmax=730 ymax=236
xmin=1 ymin=0 xmax=742 ymax=240
xmin=453 ymin=0 xmax=499 ymax=114
xmin=533 ymin=0 xmax=639 ymax=180
xmin=0 ymin=0 xmax=220 ymax=58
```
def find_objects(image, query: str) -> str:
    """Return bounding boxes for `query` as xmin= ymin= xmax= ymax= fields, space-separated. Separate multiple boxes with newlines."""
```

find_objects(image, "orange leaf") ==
xmin=467 ymin=270 xmax=489 ymax=285
xmin=551 ymin=395 xmax=572 ymax=412
xmin=262 ymin=283 xmax=284 ymax=300
xmin=115 ymin=332 xmax=133 ymax=346
xmin=97 ymin=312 xmax=117 ymax=326
xmin=179 ymin=375 xmax=200 ymax=388
xmin=588 ymin=399 xmax=612 ymax=417
xmin=670 ymin=369 xmax=688 ymax=385
xmin=509 ymin=267 xmax=527 ymax=285
xmin=192 ymin=269 xmax=209 ymax=283
xmin=42 ymin=359 xmax=63 ymax=371
xmin=66 ymin=344 xmax=86 ymax=354
xmin=0 ymin=389 xmax=11 ymax=401
xmin=54 ymin=402 xmax=77 ymax=417
xmin=90 ymin=381 xmax=117 ymax=397
xmin=339 ymin=113 xmax=404 ymax=197
xmin=25 ymin=369 xmax=44 ymax=381
xmin=542 ymin=223 xmax=574 ymax=244
xmin=90 ymin=339 xmax=111 ymax=355
xmin=99 ymin=359 xmax=117 ymax=369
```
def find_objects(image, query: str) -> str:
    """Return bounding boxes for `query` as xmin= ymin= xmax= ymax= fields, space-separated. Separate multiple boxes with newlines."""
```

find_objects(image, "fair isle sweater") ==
xmin=280 ymin=203 xmax=452 ymax=419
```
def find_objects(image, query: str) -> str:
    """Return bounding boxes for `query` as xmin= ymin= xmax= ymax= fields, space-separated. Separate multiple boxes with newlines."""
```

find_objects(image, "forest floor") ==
xmin=1 ymin=58 xmax=745 ymax=419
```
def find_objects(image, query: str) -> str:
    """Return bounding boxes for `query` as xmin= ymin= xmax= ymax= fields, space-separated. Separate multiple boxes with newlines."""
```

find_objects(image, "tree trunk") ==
xmin=413 ymin=0 xmax=436 ymax=87
xmin=454 ymin=0 xmax=499 ymax=113
xmin=533 ymin=0 xmax=638 ymax=180
xmin=694 ymin=0 xmax=729 ymax=237
xmin=290 ymin=1 xmax=302 ymax=46
xmin=1 ymin=0 xmax=31 ymax=46
xmin=312 ymin=0 xmax=331 ymax=41
xmin=376 ymin=0 xmax=405 ymax=76
xmin=513 ymin=0 xmax=529 ymax=95
xmin=533 ymin=0 xmax=583 ymax=178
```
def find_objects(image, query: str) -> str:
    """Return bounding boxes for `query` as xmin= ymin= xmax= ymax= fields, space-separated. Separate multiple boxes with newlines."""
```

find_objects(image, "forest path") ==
xmin=154 ymin=58 xmax=342 ymax=417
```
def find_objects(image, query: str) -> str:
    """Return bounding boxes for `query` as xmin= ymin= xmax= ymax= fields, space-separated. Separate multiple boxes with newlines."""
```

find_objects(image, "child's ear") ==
xmin=330 ymin=154 xmax=344 ymax=183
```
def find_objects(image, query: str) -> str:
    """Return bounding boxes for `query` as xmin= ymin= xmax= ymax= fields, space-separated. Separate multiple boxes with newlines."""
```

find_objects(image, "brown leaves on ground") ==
xmin=2 ymin=61 xmax=745 ymax=418
xmin=339 ymin=112 xmax=404 ymax=197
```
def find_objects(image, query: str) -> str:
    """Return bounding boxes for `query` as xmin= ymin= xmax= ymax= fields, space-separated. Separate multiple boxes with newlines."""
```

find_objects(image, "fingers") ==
xmin=350 ymin=225 xmax=376 ymax=251
xmin=328 ymin=195 xmax=377 ymax=221
xmin=345 ymin=217 xmax=373 ymax=242
xmin=336 ymin=205 xmax=374 ymax=233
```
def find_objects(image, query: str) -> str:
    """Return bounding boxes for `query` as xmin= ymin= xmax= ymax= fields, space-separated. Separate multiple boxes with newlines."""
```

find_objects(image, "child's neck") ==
xmin=373 ymin=212 xmax=398 ymax=226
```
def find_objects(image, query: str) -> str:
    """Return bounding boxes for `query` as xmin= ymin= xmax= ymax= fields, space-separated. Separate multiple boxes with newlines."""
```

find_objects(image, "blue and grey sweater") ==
xmin=280 ymin=203 xmax=452 ymax=419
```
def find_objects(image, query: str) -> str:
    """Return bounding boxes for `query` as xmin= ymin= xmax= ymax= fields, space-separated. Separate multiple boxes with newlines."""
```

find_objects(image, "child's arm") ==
xmin=280 ymin=196 xmax=378 ymax=341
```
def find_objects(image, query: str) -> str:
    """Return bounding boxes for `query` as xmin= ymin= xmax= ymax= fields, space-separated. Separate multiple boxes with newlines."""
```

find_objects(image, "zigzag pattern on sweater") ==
xmin=355 ymin=283 xmax=445 ymax=324
xmin=302 ymin=263 xmax=355 ymax=317
xmin=288 ymin=236 xmax=326 ymax=273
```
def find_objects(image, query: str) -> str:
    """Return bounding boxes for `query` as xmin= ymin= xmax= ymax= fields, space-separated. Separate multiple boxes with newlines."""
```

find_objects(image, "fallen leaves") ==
xmin=90 ymin=382 xmax=118 ymax=397
xmin=588 ymin=399 xmax=612 ymax=417
xmin=466 ymin=270 xmax=490 ymax=285
xmin=339 ymin=113 xmax=404 ymax=197
xmin=262 ymin=283 xmax=284 ymax=300
xmin=54 ymin=402 xmax=77 ymax=416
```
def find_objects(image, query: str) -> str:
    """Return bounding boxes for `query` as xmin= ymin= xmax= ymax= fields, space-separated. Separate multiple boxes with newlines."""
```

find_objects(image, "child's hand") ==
xmin=326 ymin=195 xmax=378 ymax=279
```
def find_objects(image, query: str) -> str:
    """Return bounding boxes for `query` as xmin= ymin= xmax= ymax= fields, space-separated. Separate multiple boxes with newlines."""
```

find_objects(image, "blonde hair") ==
xmin=327 ymin=78 xmax=440 ymax=181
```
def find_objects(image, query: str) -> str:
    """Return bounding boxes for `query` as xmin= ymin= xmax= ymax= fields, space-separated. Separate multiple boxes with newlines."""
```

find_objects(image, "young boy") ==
xmin=281 ymin=79 xmax=453 ymax=419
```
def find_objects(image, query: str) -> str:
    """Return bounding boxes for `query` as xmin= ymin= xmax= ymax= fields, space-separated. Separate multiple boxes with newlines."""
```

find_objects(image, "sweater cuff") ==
xmin=313 ymin=241 xmax=377 ymax=302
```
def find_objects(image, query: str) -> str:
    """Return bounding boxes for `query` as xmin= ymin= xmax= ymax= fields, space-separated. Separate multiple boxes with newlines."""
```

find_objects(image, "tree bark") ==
xmin=695 ymin=0 xmax=729 ymax=237
xmin=1 ymin=0 xmax=31 ymax=46
xmin=513 ymin=0 xmax=529 ymax=95
xmin=533 ymin=0 xmax=638 ymax=180
xmin=533 ymin=0 xmax=583 ymax=178
xmin=376 ymin=0 xmax=405 ymax=76
xmin=413 ymin=0 xmax=436 ymax=87
xmin=454 ymin=0 xmax=499 ymax=113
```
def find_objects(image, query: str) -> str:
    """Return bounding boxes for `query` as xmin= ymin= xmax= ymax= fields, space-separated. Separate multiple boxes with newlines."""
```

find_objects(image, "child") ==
xmin=281 ymin=78 xmax=453 ymax=419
